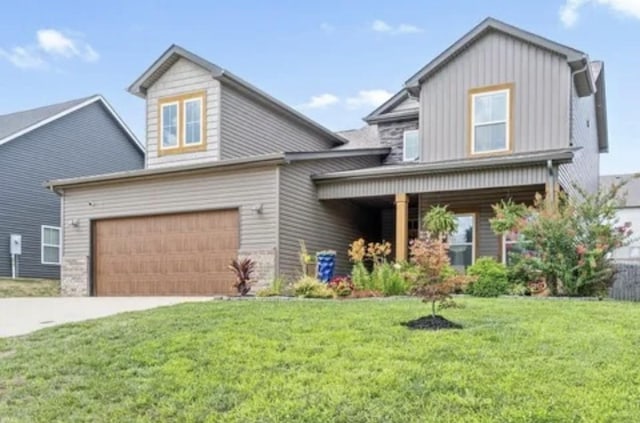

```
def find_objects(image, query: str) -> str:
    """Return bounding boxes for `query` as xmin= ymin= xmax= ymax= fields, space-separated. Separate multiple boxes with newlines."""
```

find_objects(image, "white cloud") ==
xmin=0 ymin=28 xmax=98 ymax=70
xmin=37 ymin=29 xmax=99 ymax=62
xmin=300 ymin=93 xmax=340 ymax=109
xmin=560 ymin=0 xmax=640 ymax=27
xmin=0 ymin=47 xmax=47 ymax=69
xmin=320 ymin=22 xmax=335 ymax=34
xmin=372 ymin=19 xmax=423 ymax=34
xmin=346 ymin=89 xmax=393 ymax=109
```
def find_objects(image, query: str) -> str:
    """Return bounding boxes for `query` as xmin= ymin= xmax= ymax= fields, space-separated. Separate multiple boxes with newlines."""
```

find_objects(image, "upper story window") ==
xmin=159 ymin=91 xmax=206 ymax=155
xmin=403 ymin=129 xmax=420 ymax=161
xmin=469 ymin=84 xmax=513 ymax=155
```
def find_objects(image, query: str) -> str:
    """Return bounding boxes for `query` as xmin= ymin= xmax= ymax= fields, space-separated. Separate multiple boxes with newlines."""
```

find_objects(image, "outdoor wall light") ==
xmin=251 ymin=203 xmax=264 ymax=214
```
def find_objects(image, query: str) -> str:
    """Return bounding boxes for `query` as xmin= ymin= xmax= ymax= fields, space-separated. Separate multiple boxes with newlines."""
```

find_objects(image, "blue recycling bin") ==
xmin=316 ymin=250 xmax=336 ymax=282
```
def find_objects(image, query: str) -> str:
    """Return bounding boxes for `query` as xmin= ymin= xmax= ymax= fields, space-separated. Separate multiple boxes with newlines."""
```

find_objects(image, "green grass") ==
xmin=0 ymin=278 xmax=59 ymax=297
xmin=1 ymin=298 xmax=639 ymax=422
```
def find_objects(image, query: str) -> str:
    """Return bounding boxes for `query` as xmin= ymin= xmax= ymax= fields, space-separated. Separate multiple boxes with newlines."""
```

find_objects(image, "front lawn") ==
xmin=0 ymin=278 xmax=59 ymax=297
xmin=0 ymin=298 xmax=639 ymax=422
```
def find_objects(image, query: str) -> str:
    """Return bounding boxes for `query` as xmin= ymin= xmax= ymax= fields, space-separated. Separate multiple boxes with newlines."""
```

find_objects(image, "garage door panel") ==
xmin=93 ymin=209 xmax=239 ymax=296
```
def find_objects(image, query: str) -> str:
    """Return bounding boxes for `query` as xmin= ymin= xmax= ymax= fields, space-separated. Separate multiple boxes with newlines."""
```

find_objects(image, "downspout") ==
xmin=569 ymin=57 xmax=589 ymax=146
xmin=546 ymin=159 xmax=556 ymax=205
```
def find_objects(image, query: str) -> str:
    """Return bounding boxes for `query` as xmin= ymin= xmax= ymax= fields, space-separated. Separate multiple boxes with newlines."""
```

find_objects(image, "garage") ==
xmin=92 ymin=209 xmax=239 ymax=296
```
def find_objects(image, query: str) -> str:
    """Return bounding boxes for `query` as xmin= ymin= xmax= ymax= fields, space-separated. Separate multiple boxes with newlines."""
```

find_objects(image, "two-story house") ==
xmin=0 ymin=95 xmax=144 ymax=280
xmin=48 ymin=17 xmax=607 ymax=296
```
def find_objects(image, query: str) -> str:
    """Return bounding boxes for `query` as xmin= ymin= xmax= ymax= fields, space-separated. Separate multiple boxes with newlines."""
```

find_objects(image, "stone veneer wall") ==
xmin=239 ymin=248 xmax=276 ymax=292
xmin=61 ymin=256 xmax=90 ymax=296
xmin=377 ymin=119 xmax=419 ymax=165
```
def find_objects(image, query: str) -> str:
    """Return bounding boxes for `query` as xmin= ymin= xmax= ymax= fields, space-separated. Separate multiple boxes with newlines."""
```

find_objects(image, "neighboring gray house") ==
xmin=601 ymin=174 xmax=640 ymax=261
xmin=48 ymin=17 xmax=608 ymax=296
xmin=0 ymin=95 xmax=144 ymax=279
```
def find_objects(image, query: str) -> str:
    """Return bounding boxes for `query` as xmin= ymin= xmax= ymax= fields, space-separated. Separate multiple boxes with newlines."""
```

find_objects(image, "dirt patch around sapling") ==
xmin=402 ymin=315 xmax=462 ymax=331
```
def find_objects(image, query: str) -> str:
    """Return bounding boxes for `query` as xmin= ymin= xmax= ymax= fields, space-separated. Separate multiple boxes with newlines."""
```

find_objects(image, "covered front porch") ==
xmin=313 ymin=150 xmax=568 ymax=269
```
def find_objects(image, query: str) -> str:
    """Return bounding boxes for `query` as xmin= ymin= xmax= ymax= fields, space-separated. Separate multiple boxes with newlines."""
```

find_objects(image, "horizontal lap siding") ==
xmin=420 ymin=31 xmax=570 ymax=162
xmin=146 ymin=58 xmax=221 ymax=168
xmin=63 ymin=167 xmax=278 ymax=260
xmin=220 ymin=85 xmax=334 ymax=158
xmin=279 ymin=156 xmax=381 ymax=279
xmin=419 ymin=186 xmax=542 ymax=260
xmin=316 ymin=165 xmax=547 ymax=199
xmin=0 ymin=103 xmax=143 ymax=278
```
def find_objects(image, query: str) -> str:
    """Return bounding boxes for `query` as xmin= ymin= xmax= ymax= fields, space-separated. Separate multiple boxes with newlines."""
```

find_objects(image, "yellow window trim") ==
xmin=467 ymin=83 xmax=515 ymax=158
xmin=158 ymin=90 xmax=207 ymax=156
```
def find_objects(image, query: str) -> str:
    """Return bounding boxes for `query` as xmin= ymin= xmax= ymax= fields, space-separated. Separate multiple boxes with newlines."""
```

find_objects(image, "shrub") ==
xmin=256 ymin=277 xmax=288 ymax=297
xmin=490 ymin=178 xmax=636 ymax=296
xmin=351 ymin=261 xmax=371 ymax=290
xmin=371 ymin=262 xmax=408 ymax=296
xmin=466 ymin=257 xmax=509 ymax=297
xmin=293 ymin=277 xmax=335 ymax=299
xmin=228 ymin=258 xmax=255 ymax=296
xmin=327 ymin=276 xmax=354 ymax=297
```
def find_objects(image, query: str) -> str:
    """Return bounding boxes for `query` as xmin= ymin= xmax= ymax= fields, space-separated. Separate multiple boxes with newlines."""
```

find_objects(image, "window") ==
xmin=448 ymin=213 xmax=475 ymax=270
xmin=158 ymin=92 xmax=206 ymax=154
xmin=502 ymin=230 xmax=524 ymax=266
xmin=41 ymin=226 xmax=61 ymax=265
xmin=403 ymin=130 xmax=420 ymax=161
xmin=470 ymin=84 xmax=512 ymax=155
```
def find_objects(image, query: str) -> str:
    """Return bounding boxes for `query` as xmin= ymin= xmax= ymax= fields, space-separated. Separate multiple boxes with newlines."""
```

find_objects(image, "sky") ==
xmin=0 ymin=0 xmax=638 ymax=174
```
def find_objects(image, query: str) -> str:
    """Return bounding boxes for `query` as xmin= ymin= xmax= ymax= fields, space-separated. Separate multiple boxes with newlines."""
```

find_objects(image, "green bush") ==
xmin=351 ymin=262 xmax=371 ymax=290
xmin=293 ymin=277 xmax=335 ymax=299
xmin=370 ymin=262 xmax=408 ymax=296
xmin=256 ymin=277 xmax=288 ymax=297
xmin=466 ymin=257 xmax=509 ymax=297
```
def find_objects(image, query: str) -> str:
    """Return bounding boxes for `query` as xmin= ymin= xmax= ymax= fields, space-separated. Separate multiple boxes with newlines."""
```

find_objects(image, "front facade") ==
xmin=0 ymin=96 xmax=144 ymax=279
xmin=51 ymin=17 xmax=608 ymax=296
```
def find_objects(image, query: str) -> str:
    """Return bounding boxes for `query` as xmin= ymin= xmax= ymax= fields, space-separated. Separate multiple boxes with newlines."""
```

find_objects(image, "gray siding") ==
xmin=378 ymin=119 xmax=419 ymax=164
xmin=220 ymin=84 xmax=333 ymax=159
xmin=0 ymin=102 xmax=143 ymax=278
xmin=559 ymin=92 xmax=600 ymax=196
xmin=62 ymin=166 xmax=278 ymax=260
xmin=316 ymin=165 xmax=548 ymax=200
xmin=419 ymin=31 xmax=570 ymax=162
xmin=146 ymin=58 xmax=221 ymax=168
xmin=278 ymin=156 xmax=380 ymax=279
xmin=419 ymin=186 xmax=542 ymax=260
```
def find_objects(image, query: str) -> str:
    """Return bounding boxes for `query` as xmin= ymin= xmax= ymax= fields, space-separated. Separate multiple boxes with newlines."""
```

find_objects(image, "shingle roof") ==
xmin=335 ymin=125 xmax=383 ymax=150
xmin=601 ymin=174 xmax=640 ymax=207
xmin=0 ymin=95 xmax=95 ymax=141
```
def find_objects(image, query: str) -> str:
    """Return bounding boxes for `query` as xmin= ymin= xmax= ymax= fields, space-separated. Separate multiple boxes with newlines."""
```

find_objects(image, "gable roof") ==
xmin=363 ymin=89 xmax=419 ymax=124
xmin=0 ymin=95 xmax=144 ymax=152
xmin=128 ymin=44 xmax=347 ymax=146
xmin=404 ymin=17 xmax=594 ymax=96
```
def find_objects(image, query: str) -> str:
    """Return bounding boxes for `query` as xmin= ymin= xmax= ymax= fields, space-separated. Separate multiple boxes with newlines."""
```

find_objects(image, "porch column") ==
xmin=395 ymin=193 xmax=409 ymax=262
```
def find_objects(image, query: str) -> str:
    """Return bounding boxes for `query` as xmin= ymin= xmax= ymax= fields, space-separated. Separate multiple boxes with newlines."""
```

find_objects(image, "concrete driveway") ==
xmin=0 ymin=297 xmax=210 ymax=337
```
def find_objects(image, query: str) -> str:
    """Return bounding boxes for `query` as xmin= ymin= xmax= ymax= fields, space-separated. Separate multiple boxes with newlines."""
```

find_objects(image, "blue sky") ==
xmin=0 ymin=0 xmax=638 ymax=174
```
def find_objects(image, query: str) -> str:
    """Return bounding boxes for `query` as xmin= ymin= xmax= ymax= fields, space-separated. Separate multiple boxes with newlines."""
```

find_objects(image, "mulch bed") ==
xmin=402 ymin=315 xmax=463 ymax=331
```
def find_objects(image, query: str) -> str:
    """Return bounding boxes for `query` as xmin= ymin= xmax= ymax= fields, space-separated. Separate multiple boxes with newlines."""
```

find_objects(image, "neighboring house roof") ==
xmin=601 ymin=174 xmax=640 ymax=207
xmin=0 ymin=95 xmax=144 ymax=152
xmin=313 ymin=148 xmax=578 ymax=182
xmin=404 ymin=17 xmax=595 ymax=97
xmin=335 ymin=125 xmax=383 ymax=149
xmin=363 ymin=89 xmax=419 ymax=124
xmin=128 ymin=44 xmax=348 ymax=146
xmin=46 ymin=147 xmax=389 ymax=191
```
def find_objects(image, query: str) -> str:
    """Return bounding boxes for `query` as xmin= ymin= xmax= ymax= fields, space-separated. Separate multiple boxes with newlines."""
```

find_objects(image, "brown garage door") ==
xmin=93 ymin=209 xmax=239 ymax=296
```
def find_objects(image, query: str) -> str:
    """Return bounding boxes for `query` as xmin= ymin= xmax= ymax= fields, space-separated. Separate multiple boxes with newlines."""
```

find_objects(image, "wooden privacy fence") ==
xmin=610 ymin=263 xmax=640 ymax=301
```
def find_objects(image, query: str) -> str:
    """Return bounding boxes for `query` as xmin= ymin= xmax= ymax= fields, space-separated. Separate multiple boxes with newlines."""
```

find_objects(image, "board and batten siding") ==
xmin=220 ymin=85 xmax=333 ymax=159
xmin=316 ymin=165 xmax=548 ymax=200
xmin=146 ymin=58 xmax=221 ymax=168
xmin=0 ymin=102 xmax=143 ymax=279
xmin=419 ymin=31 xmax=570 ymax=162
xmin=278 ymin=156 xmax=381 ymax=278
xmin=419 ymin=186 xmax=543 ymax=260
xmin=558 ymin=92 xmax=600 ymax=196
xmin=63 ymin=166 xmax=278 ymax=258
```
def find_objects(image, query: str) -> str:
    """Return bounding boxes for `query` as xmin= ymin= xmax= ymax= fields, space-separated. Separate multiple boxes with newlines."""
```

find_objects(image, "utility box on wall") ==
xmin=10 ymin=234 xmax=22 ymax=255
